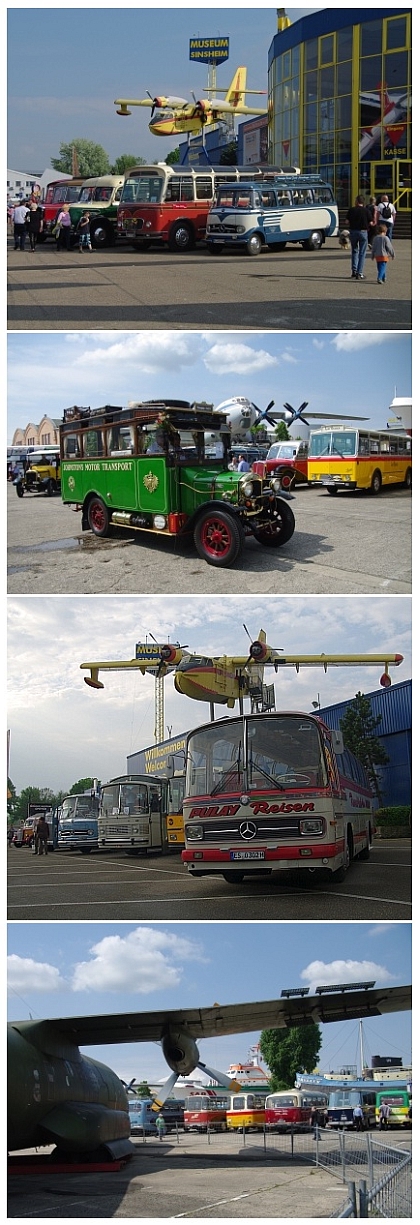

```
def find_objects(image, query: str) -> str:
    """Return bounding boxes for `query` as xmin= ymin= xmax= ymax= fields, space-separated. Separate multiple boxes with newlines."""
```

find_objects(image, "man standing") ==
xmin=353 ymin=1103 xmax=365 ymax=1131
xmin=344 ymin=195 xmax=369 ymax=280
xmin=377 ymin=195 xmax=397 ymax=241
xmin=379 ymin=1100 xmax=391 ymax=1130
xmin=35 ymin=814 xmax=50 ymax=856
xmin=237 ymin=454 xmax=251 ymax=472
xmin=12 ymin=201 xmax=29 ymax=250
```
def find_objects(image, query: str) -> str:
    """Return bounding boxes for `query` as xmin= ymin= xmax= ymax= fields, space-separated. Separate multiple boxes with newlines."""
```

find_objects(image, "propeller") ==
xmin=190 ymin=93 xmax=207 ymax=124
xmin=251 ymin=399 xmax=279 ymax=429
xmin=121 ymin=1077 xmax=137 ymax=1092
xmin=150 ymin=1026 xmax=242 ymax=1112
xmin=283 ymin=401 xmax=310 ymax=427
xmin=243 ymin=624 xmax=283 ymax=667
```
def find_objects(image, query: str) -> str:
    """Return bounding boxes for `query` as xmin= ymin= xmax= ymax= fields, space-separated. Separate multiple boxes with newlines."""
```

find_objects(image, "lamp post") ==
xmin=312 ymin=695 xmax=321 ymax=710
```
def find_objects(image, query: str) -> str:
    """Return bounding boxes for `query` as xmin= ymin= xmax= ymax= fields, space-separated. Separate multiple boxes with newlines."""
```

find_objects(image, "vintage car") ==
xmin=253 ymin=439 xmax=309 ymax=490
xmin=14 ymin=449 xmax=61 ymax=497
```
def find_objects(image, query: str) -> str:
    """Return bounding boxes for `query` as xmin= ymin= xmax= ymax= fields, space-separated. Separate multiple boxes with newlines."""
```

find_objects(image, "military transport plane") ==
xmin=114 ymin=65 xmax=266 ymax=136
xmin=8 ymin=982 xmax=411 ymax=1161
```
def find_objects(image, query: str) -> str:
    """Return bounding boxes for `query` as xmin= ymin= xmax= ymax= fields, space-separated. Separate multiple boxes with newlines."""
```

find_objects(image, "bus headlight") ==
xmin=236 ymin=225 xmax=246 ymax=234
xmin=299 ymin=818 xmax=324 ymax=835
xmin=185 ymin=824 xmax=204 ymax=841
xmin=270 ymin=477 xmax=283 ymax=493
xmin=241 ymin=480 xmax=255 ymax=498
xmin=153 ymin=515 xmax=167 ymax=530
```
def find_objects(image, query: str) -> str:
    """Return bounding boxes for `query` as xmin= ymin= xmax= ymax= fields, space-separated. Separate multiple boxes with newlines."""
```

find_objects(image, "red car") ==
xmin=253 ymin=439 xmax=309 ymax=490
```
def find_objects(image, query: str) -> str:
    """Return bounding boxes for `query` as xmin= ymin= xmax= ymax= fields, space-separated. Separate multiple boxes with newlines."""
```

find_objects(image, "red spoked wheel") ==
xmin=193 ymin=509 xmax=244 ymax=567
xmin=87 ymin=496 xmax=110 ymax=537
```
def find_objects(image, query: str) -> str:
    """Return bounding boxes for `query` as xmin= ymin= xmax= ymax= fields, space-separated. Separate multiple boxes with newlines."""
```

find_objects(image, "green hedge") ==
xmin=375 ymin=806 xmax=411 ymax=826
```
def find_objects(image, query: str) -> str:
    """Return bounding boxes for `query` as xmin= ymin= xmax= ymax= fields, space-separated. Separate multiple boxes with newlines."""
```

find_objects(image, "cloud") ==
xmin=301 ymin=959 xmax=395 ymax=993
xmin=313 ymin=339 xmax=325 ymax=350
xmin=281 ymin=351 xmax=298 ymax=364
xmin=203 ymin=343 xmax=278 ymax=374
xmin=331 ymin=333 xmax=392 ymax=352
xmin=7 ymin=955 xmax=66 ymax=994
xmin=71 ymin=926 xmax=206 ymax=993
xmin=75 ymin=332 xmax=206 ymax=372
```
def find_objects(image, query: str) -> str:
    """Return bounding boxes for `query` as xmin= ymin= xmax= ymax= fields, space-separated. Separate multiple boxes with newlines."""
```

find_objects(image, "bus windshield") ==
xmin=186 ymin=715 xmax=327 ymax=797
xmin=309 ymin=431 xmax=357 ymax=457
xmin=328 ymin=1091 xmax=361 ymax=1107
xmin=121 ymin=174 xmax=163 ymax=204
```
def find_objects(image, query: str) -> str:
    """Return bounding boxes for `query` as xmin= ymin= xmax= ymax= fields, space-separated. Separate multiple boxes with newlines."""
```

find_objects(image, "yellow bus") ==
xmin=307 ymin=426 xmax=412 ymax=495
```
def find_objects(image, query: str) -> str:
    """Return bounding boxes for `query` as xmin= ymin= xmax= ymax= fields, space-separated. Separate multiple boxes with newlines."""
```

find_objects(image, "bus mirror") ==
xmin=331 ymin=730 xmax=344 ymax=754
xmin=167 ymin=756 xmax=175 ymax=778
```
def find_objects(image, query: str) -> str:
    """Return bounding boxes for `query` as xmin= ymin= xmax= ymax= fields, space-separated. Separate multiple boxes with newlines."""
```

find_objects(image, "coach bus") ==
xmin=206 ymin=176 xmax=338 ymax=256
xmin=307 ymin=426 xmax=412 ymax=495
xmin=57 ymin=790 xmax=99 ymax=853
xmin=226 ymin=1093 xmax=266 ymax=1131
xmin=183 ymin=1091 xmax=228 ymax=1132
xmin=327 ymin=1086 xmax=377 ymax=1129
xmin=127 ymin=733 xmax=187 ymax=847
xmin=265 ymin=1089 xmax=328 ymax=1131
xmin=98 ymin=774 xmax=170 ymax=855
xmin=375 ymin=1087 xmax=411 ymax=1128
xmin=117 ymin=162 xmax=300 ymax=252
xmin=181 ymin=711 xmax=373 ymax=885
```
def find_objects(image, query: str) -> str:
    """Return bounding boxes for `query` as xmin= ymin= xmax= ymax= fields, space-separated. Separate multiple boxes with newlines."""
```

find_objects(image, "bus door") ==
xmin=148 ymin=782 xmax=169 ymax=851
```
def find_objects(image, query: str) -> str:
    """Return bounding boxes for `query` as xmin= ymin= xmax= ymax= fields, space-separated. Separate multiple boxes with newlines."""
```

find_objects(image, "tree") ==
xmin=274 ymin=421 xmax=291 ymax=442
xmin=340 ymin=692 xmax=389 ymax=804
xmin=69 ymin=778 xmax=98 ymax=795
xmin=259 ymin=1025 xmax=322 ymax=1091
xmin=51 ymin=140 xmax=111 ymax=177
xmin=111 ymin=154 xmax=146 ymax=175
xmin=219 ymin=141 xmax=238 ymax=165
xmin=165 ymin=148 xmax=180 ymax=164
xmin=136 ymin=1081 xmax=152 ymax=1097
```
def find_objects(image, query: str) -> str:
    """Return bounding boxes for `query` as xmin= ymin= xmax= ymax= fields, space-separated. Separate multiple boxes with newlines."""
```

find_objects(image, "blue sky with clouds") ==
xmin=8 ymin=594 xmax=411 ymax=792
xmin=7 ymin=330 xmax=411 ymax=444
xmin=7 ymin=921 xmax=411 ymax=1082
xmin=8 ymin=6 xmax=321 ymax=170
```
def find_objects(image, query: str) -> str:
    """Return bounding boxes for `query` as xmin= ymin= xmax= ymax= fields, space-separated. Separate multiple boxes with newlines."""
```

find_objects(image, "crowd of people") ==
xmin=343 ymin=193 xmax=396 ymax=284
xmin=9 ymin=196 xmax=94 ymax=252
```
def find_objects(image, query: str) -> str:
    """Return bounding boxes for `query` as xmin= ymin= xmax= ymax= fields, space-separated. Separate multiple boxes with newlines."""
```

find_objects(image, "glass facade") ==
xmin=268 ymin=10 xmax=411 ymax=212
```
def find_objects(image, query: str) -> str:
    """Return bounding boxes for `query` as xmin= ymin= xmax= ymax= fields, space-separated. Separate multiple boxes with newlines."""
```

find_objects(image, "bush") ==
xmin=375 ymin=806 xmax=411 ymax=826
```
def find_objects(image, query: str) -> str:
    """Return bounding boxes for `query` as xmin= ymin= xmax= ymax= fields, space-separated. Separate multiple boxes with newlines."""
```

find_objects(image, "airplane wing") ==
xmin=11 ymin=984 xmax=411 ymax=1052
xmin=228 ymin=652 xmax=403 ymax=670
xmin=211 ymin=102 xmax=267 ymax=117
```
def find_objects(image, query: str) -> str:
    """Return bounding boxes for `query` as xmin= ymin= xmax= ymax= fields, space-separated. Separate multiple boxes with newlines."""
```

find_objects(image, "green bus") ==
xmin=375 ymin=1088 xmax=411 ymax=1128
xmin=59 ymin=399 xmax=295 ymax=567
xmin=69 ymin=174 xmax=124 ymax=247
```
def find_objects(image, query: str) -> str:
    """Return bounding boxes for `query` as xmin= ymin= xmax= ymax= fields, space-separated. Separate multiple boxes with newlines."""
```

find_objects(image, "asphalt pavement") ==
xmin=7 ymin=238 xmax=411 ymax=331
xmin=7 ymin=481 xmax=412 ymax=596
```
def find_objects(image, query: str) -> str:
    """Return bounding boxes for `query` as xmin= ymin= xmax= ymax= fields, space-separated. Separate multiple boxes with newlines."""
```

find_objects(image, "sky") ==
xmin=7 ymin=594 xmax=411 ymax=793
xmin=7 ymin=330 xmax=411 ymax=445
xmin=7 ymin=921 xmax=412 ymax=1083
xmin=7 ymin=6 xmax=321 ymax=171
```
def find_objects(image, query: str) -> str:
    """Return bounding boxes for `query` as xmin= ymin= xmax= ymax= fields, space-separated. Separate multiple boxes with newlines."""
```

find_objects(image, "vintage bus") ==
xmin=68 ymin=174 xmax=124 ymax=247
xmin=181 ymin=711 xmax=373 ymax=885
xmin=41 ymin=177 xmax=85 ymax=238
xmin=307 ymin=426 xmax=412 ymax=495
xmin=206 ymin=176 xmax=338 ymax=256
xmin=265 ymin=1089 xmax=329 ymax=1131
xmin=59 ymin=400 xmax=295 ymax=568
xmin=375 ymin=1088 xmax=411 ymax=1128
xmin=98 ymin=775 xmax=170 ymax=855
xmin=117 ymin=162 xmax=300 ymax=252
xmin=127 ymin=733 xmax=187 ymax=848
xmin=226 ymin=1093 xmax=266 ymax=1131
xmin=57 ymin=790 xmax=99 ymax=853
xmin=183 ymin=1091 xmax=228 ymax=1132
xmin=253 ymin=439 xmax=309 ymax=490
xmin=129 ymin=1097 xmax=184 ymax=1135
xmin=327 ymin=1086 xmax=377 ymax=1129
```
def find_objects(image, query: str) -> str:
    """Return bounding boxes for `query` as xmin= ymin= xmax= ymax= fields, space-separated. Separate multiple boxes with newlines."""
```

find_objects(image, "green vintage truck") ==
xmin=60 ymin=399 xmax=295 ymax=567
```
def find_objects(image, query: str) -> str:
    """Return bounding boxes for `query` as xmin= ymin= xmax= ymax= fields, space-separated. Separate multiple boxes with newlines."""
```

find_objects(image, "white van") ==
xmin=206 ymin=175 xmax=338 ymax=257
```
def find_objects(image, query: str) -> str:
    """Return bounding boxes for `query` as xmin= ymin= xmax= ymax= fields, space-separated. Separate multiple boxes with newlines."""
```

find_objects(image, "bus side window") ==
xmin=261 ymin=191 xmax=276 ymax=208
xmin=277 ymin=192 xmax=292 ymax=207
xmin=64 ymin=433 xmax=81 ymax=458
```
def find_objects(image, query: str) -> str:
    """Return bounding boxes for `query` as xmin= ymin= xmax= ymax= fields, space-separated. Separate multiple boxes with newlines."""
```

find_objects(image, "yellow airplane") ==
xmin=114 ymin=65 xmax=266 ymax=136
xmin=80 ymin=631 xmax=404 ymax=713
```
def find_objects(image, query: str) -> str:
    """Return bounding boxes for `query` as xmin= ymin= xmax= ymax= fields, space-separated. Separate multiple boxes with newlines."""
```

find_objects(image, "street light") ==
xmin=312 ymin=695 xmax=321 ymax=709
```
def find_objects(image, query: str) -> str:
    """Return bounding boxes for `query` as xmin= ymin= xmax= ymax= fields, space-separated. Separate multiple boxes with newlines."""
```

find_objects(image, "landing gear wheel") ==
xmin=87 ymin=497 xmax=110 ymax=537
xmin=193 ymin=509 xmax=244 ymax=567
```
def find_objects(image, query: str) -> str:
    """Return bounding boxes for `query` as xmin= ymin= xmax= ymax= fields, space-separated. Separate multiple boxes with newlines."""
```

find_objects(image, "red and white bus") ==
xmin=117 ymin=162 xmax=300 ymax=252
xmin=181 ymin=711 xmax=373 ymax=885
xmin=265 ymin=1089 xmax=328 ymax=1131
xmin=41 ymin=178 xmax=85 ymax=238
xmin=183 ymin=1091 xmax=228 ymax=1132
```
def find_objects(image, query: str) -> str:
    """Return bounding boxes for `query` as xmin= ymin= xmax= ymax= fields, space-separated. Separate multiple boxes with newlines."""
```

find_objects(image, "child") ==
xmin=371 ymin=223 xmax=394 ymax=284
xmin=77 ymin=212 xmax=92 ymax=252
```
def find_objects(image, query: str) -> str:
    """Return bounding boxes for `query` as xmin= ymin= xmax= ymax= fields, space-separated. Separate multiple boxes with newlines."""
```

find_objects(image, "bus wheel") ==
xmin=90 ymin=221 xmax=113 ymax=248
xmin=47 ymin=479 xmax=56 ymax=496
xmin=194 ymin=509 xmax=244 ymax=567
xmin=327 ymin=486 xmax=338 ymax=495
xmin=207 ymin=244 xmax=224 ymax=255
xmin=253 ymin=501 xmax=295 ymax=547
xmin=246 ymin=233 xmax=262 ymax=256
xmin=80 ymin=847 xmax=92 ymax=854
xmin=87 ymin=496 xmax=110 ymax=537
xmin=168 ymin=222 xmax=194 ymax=252
xmin=370 ymin=469 xmax=382 ymax=494
xmin=16 ymin=484 xmax=24 ymax=498
xmin=405 ymin=468 xmax=412 ymax=489
xmin=358 ymin=827 xmax=371 ymax=861
xmin=222 ymin=872 xmax=245 ymax=884
xmin=333 ymin=837 xmax=351 ymax=883
xmin=302 ymin=230 xmax=323 ymax=250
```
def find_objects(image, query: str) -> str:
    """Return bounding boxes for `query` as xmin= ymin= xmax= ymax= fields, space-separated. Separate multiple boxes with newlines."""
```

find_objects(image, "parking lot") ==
xmin=7 ymin=481 xmax=411 ymax=596
xmin=7 ymin=1128 xmax=412 ymax=1219
xmin=7 ymin=238 xmax=411 ymax=331
xmin=7 ymin=837 xmax=411 ymax=921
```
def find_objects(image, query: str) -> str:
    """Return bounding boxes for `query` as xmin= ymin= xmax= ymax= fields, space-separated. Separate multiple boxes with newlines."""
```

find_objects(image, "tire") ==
xmin=168 ymin=222 xmax=194 ymax=252
xmin=273 ymin=468 xmax=295 ymax=491
xmin=222 ymin=872 xmax=245 ymax=884
xmin=302 ymin=230 xmax=323 ymax=251
xmin=16 ymin=484 xmax=24 ymax=498
xmin=193 ymin=509 xmax=244 ymax=567
xmin=405 ymin=468 xmax=412 ymax=489
xmin=358 ymin=826 xmax=371 ymax=861
xmin=370 ymin=469 xmax=382 ymax=494
xmin=333 ymin=831 xmax=352 ymax=882
xmin=207 ymin=244 xmax=224 ymax=255
xmin=253 ymin=500 xmax=295 ymax=547
xmin=80 ymin=847 xmax=92 ymax=854
xmin=327 ymin=486 xmax=338 ymax=495
xmin=90 ymin=221 xmax=114 ymax=249
xmin=47 ymin=478 xmax=55 ymax=496
xmin=131 ymin=241 xmax=151 ymax=251
xmin=87 ymin=496 xmax=111 ymax=537
xmin=246 ymin=233 xmax=262 ymax=256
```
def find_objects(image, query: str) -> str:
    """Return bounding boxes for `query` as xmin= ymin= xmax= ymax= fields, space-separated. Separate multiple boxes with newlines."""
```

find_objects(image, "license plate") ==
xmin=230 ymin=850 xmax=265 ymax=860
